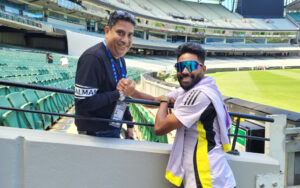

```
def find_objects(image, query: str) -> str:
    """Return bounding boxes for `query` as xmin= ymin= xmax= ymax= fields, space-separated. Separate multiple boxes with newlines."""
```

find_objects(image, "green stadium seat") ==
xmin=0 ymin=96 xmax=19 ymax=128
xmin=0 ymin=86 xmax=9 ymax=96
xmin=57 ymin=93 xmax=69 ymax=110
xmin=6 ymin=92 xmax=43 ymax=129
xmin=34 ymin=90 xmax=57 ymax=128
xmin=22 ymin=89 xmax=52 ymax=129
xmin=56 ymin=82 xmax=74 ymax=108
xmin=47 ymin=84 xmax=70 ymax=111
xmin=43 ymin=91 xmax=60 ymax=122
xmin=50 ymin=93 xmax=66 ymax=114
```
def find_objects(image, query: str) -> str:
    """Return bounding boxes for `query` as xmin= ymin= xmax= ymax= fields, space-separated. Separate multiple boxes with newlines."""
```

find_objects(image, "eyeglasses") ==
xmin=114 ymin=10 xmax=135 ymax=24
xmin=174 ymin=61 xmax=203 ymax=72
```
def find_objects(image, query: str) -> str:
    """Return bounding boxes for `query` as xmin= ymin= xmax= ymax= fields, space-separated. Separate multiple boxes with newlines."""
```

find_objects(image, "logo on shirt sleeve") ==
xmin=184 ymin=89 xmax=201 ymax=105
xmin=75 ymin=84 xmax=98 ymax=99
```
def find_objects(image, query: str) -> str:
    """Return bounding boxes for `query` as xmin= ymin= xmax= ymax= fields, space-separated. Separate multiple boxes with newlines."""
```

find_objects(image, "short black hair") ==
xmin=107 ymin=10 xmax=136 ymax=28
xmin=176 ymin=42 xmax=206 ymax=65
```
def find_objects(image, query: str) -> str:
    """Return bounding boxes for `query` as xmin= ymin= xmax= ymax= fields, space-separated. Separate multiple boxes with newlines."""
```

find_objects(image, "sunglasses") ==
xmin=114 ymin=10 xmax=135 ymax=23
xmin=175 ymin=61 xmax=203 ymax=72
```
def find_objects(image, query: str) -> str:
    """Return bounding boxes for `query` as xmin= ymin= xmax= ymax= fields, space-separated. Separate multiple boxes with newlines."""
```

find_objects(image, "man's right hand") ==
xmin=117 ymin=78 xmax=136 ymax=96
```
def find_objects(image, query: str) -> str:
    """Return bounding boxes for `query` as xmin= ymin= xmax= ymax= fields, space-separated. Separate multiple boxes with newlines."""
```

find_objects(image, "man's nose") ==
xmin=121 ymin=35 xmax=130 ymax=44
xmin=182 ymin=67 xmax=190 ymax=74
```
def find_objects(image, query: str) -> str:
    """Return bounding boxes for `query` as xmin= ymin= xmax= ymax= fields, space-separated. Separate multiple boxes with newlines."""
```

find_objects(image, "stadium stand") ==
xmin=1 ymin=0 xmax=299 ymax=56
xmin=0 ymin=49 xmax=76 ymax=128
xmin=0 ymin=47 xmax=147 ymax=129
xmin=0 ymin=10 xmax=42 ymax=29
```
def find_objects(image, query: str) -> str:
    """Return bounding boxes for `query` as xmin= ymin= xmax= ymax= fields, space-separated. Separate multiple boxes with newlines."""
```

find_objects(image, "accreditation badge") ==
xmin=109 ymin=101 xmax=128 ymax=128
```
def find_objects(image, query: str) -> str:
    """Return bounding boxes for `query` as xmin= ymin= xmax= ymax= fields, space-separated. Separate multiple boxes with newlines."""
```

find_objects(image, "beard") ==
xmin=178 ymin=73 xmax=202 ymax=91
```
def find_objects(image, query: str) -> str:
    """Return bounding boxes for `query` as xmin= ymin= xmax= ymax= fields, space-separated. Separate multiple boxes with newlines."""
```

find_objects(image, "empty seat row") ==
xmin=0 ymin=89 xmax=74 ymax=130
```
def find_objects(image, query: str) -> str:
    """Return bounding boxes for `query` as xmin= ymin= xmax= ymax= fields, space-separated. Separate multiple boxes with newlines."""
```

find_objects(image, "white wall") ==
xmin=0 ymin=126 xmax=174 ymax=188
xmin=0 ymin=126 xmax=282 ymax=188
xmin=66 ymin=30 xmax=104 ymax=56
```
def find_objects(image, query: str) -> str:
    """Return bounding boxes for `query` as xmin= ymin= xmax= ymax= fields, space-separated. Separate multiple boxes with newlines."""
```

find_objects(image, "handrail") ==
xmin=0 ymin=79 xmax=273 ymax=154
xmin=0 ymin=79 xmax=275 ymax=122
xmin=0 ymin=105 xmax=270 ymax=142
xmin=0 ymin=106 xmax=148 ymax=126
xmin=0 ymin=80 xmax=73 ymax=94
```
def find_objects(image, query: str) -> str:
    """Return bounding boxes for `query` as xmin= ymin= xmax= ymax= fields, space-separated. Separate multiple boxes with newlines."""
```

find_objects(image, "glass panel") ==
xmin=226 ymin=38 xmax=244 ymax=44
xmin=206 ymin=38 xmax=225 ymax=43
xmin=245 ymin=38 xmax=266 ymax=44
xmin=134 ymin=30 xmax=144 ymax=39
xmin=148 ymin=33 xmax=165 ymax=41
xmin=187 ymin=37 xmax=204 ymax=44
xmin=5 ymin=6 xmax=19 ymax=14
xmin=267 ymin=38 xmax=290 ymax=44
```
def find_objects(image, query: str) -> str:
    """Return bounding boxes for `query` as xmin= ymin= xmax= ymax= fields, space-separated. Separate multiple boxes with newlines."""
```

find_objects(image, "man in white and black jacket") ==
xmin=75 ymin=10 xmax=137 ymax=138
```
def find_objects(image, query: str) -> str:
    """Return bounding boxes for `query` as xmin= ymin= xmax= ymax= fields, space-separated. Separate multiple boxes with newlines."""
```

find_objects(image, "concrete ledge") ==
xmin=0 ymin=126 xmax=173 ymax=188
xmin=228 ymin=152 xmax=280 ymax=187
xmin=0 ymin=126 xmax=282 ymax=188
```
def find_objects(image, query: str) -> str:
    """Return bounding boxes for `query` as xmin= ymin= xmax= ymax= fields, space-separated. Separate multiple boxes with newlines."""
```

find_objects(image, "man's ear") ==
xmin=202 ymin=65 xmax=207 ymax=75
xmin=104 ymin=26 xmax=110 ymax=35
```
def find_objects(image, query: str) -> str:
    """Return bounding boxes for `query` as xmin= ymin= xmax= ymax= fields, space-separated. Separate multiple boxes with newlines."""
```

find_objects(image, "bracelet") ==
xmin=160 ymin=97 xmax=169 ymax=103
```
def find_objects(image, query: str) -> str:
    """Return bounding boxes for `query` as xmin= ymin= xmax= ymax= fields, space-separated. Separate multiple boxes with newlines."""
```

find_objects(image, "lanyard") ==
xmin=103 ymin=40 xmax=126 ymax=86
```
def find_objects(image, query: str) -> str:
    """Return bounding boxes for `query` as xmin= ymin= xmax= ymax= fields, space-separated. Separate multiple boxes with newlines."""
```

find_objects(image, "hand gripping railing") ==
xmin=0 ymin=80 xmax=274 ymax=154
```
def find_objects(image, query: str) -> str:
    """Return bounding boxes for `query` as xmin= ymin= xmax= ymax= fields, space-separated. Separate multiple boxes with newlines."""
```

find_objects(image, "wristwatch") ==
xmin=160 ymin=97 xmax=169 ymax=103
xmin=119 ymin=91 xmax=125 ymax=101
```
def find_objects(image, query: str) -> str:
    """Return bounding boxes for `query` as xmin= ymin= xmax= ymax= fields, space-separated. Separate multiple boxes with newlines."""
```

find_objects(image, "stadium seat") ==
xmin=6 ymin=92 xmax=43 ymax=129
xmin=0 ymin=96 xmax=19 ymax=128
xmin=56 ymin=82 xmax=74 ymax=107
xmin=22 ymin=89 xmax=54 ymax=129
xmin=34 ymin=90 xmax=59 ymax=128
xmin=47 ymin=84 xmax=70 ymax=111
xmin=0 ymin=86 xmax=9 ymax=96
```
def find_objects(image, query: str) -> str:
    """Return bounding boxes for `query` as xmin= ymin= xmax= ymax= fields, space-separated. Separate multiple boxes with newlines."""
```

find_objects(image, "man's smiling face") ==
xmin=176 ymin=53 xmax=206 ymax=91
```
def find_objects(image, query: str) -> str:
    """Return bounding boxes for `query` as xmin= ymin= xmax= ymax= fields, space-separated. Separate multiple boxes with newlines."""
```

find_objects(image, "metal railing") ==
xmin=0 ymin=79 xmax=274 ymax=154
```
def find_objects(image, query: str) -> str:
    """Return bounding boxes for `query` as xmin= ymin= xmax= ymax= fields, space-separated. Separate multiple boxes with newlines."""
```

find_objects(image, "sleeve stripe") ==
xmin=75 ymin=96 xmax=86 ymax=100
xmin=184 ymin=90 xmax=196 ymax=105
xmin=190 ymin=91 xmax=201 ymax=105
xmin=75 ymin=84 xmax=93 ymax=89
xmin=185 ymin=90 xmax=201 ymax=105
xmin=75 ymin=86 xmax=98 ymax=97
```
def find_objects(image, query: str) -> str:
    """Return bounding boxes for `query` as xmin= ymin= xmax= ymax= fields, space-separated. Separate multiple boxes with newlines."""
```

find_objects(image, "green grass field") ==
xmin=206 ymin=69 xmax=300 ymax=113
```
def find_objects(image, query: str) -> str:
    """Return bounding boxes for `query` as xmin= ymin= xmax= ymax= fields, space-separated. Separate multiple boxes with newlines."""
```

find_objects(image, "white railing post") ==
xmin=265 ymin=114 xmax=287 ymax=187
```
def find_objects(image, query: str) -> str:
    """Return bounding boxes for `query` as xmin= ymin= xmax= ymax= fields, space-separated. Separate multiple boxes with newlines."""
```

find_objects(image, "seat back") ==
xmin=6 ymin=92 xmax=33 ymax=129
xmin=0 ymin=96 xmax=20 ymax=128
xmin=7 ymin=92 xmax=28 ymax=108
xmin=0 ymin=96 xmax=12 ymax=121
xmin=0 ymin=86 xmax=9 ymax=96
xmin=23 ymin=89 xmax=39 ymax=104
